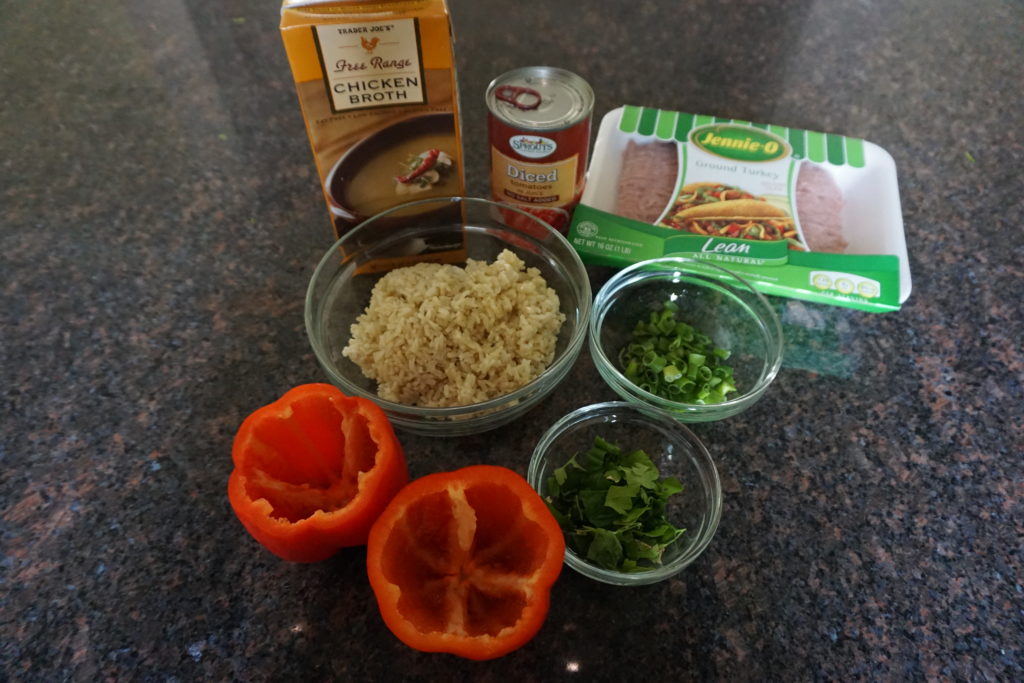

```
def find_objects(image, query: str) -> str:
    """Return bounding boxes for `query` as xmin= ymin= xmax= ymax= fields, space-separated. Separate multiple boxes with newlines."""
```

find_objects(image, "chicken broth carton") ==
xmin=280 ymin=0 xmax=464 ymax=244
xmin=570 ymin=106 xmax=910 ymax=312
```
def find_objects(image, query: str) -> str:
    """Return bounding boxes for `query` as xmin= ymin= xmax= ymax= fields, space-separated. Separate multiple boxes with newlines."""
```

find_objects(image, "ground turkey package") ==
xmin=570 ymin=106 xmax=910 ymax=312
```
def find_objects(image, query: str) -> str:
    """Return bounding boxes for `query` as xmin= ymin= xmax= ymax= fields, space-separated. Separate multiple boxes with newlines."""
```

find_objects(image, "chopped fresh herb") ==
xmin=618 ymin=300 xmax=737 ymax=404
xmin=544 ymin=435 xmax=686 ymax=573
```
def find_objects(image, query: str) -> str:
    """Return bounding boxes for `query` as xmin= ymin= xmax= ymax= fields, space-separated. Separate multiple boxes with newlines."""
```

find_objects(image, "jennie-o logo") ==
xmin=510 ymin=135 xmax=557 ymax=159
xmin=690 ymin=124 xmax=789 ymax=163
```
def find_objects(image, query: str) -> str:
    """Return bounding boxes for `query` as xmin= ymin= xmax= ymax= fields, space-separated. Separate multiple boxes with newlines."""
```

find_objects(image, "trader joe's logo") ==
xmin=690 ymin=124 xmax=789 ymax=162
xmin=510 ymin=134 xmax=557 ymax=159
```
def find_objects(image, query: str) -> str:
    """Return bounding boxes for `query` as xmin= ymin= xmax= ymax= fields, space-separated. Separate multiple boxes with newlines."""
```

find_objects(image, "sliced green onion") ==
xmin=616 ymin=301 xmax=738 ymax=404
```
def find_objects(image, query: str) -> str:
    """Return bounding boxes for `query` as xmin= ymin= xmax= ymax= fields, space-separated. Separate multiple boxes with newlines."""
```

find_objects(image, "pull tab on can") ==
xmin=494 ymin=85 xmax=542 ymax=111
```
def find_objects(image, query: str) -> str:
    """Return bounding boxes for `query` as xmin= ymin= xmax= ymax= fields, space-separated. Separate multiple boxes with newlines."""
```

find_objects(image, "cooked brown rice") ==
xmin=342 ymin=249 xmax=565 ymax=407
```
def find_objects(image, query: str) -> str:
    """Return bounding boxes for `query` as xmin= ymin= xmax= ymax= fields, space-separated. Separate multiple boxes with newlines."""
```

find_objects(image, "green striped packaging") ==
xmin=569 ymin=106 xmax=909 ymax=313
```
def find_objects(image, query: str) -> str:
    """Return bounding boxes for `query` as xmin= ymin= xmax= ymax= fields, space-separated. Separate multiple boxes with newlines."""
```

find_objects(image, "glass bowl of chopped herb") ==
xmin=589 ymin=256 xmax=783 ymax=422
xmin=528 ymin=401 xmax=722 ymax=585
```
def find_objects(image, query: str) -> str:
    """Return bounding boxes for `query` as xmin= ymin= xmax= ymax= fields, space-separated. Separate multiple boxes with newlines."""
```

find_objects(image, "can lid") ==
xmin=486 ymin=67 xmax=594 ymax=131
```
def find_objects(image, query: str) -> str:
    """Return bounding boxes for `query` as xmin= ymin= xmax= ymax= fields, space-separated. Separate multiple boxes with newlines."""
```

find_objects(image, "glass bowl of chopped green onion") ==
xmin=528 ymin=401 xmax=722 ymax=585
xmin=589 ymin=256 xmax=783 ymax=422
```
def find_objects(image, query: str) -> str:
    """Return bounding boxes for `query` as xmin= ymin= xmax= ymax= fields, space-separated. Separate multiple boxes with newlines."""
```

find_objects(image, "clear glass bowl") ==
xmin=305 ymin=196 xmax=591 ymax=436
xmin=589 ymin=256 xmax=783 ymax=422
xmin=527 ymin=402 xmax=722 ymax=586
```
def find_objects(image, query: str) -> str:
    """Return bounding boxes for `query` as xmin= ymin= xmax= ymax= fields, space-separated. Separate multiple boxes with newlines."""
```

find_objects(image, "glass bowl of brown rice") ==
xmin=305 ymin=196 xmax=592 ymax=436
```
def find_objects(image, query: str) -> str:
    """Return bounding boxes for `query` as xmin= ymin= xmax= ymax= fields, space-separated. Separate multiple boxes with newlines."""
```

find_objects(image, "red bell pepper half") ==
xmin=366 ymin=465 xmax=565 ymax=660
xmin=228 ymin=384 xmax=408 ymax=563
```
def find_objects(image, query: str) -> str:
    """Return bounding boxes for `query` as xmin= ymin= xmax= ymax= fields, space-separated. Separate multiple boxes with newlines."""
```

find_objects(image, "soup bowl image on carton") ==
xmin=325 ymin=112 xmax=459 ymax=228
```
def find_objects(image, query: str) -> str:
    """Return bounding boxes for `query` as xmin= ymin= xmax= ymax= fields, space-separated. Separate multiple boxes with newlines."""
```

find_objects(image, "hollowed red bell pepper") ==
xmin=366 ymin=465 xmax=565 ymax=660
xmin=228 ymin=384 xmax=408 ymax=563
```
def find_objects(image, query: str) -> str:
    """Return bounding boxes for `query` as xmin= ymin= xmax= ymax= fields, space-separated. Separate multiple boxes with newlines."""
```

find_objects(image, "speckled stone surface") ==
xmin=2 ymin=0 xmax=1022 ymax=680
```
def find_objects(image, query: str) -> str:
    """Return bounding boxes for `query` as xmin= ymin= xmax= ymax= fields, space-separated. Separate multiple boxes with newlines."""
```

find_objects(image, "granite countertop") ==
xmin=2 ymin=0 xmax=1021 ymax=680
